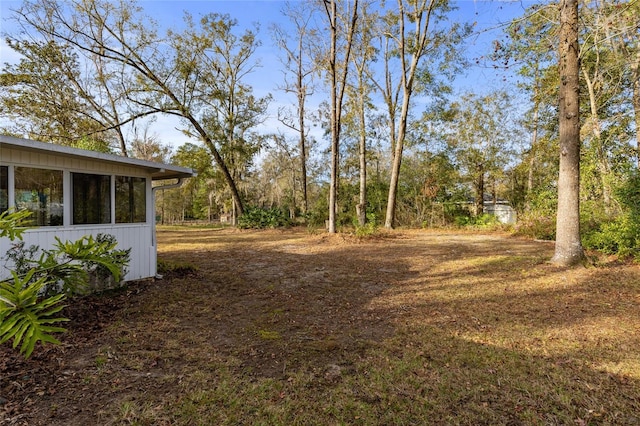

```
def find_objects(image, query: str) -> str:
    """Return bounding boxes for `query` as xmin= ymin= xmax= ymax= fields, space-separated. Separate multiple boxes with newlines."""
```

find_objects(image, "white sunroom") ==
xmin=0 ymin=135 xmax=194 ymax=281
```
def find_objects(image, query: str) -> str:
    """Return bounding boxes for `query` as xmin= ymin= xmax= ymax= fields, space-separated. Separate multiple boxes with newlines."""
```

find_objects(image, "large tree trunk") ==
xmin=551 ymin=0 xmax=584 ymax=266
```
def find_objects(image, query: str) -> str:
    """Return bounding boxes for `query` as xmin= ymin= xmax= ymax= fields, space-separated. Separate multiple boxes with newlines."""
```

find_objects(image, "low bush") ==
xmin=583 ymin=214 xmax=640 ymax=259
xmin=238 ymin=207 xmax=291 ymax=229
xmin=513 ymin=213 xmax=556 ymax=240
xmin=0 ymin=210 xmax=129 ymax=358
xmin=582 ymin=173 xmax=640 ymax=259
xmin=454 ymin=213 xmax=502 ymax=230
xmin=354 ymin=213 xmax=380 ymax=238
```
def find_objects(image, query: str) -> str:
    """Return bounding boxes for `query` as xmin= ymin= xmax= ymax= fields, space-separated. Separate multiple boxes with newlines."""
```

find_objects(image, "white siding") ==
xmin=0 ymin=225 xmax=154 ymax=281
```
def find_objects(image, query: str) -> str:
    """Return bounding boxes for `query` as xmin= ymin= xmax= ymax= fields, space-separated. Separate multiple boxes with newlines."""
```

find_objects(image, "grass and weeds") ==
xmin=2 ymin=228 xmax=640 ymax=425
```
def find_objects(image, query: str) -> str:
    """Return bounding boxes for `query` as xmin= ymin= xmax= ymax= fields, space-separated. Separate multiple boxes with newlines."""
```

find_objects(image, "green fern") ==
xmin=53 ymin=235 xmax=124 ymax=282
xmin=0 ymin=209 xmax=31 ymax=241
xmin=1 ymin=210 xmax=129 ymax=358
xmin=0 ymin=270 xmax=68 ymax=358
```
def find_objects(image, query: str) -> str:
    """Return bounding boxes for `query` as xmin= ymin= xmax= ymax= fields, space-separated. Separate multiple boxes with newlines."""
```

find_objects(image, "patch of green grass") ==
xmin=116 ymin=400 xmax=165 ymax=426
xmin=157 ymin=259 xmax=198 ymax=277
xmin=156 ymin=223 xmax=228 ymax=230
xmin=94 ymin=355 xmax=108 ymax=369
xmin=258 ymin=329 xmax=281 ymax=340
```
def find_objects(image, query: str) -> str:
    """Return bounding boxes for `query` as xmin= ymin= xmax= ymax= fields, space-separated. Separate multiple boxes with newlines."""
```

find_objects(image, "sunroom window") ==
xmin=14 ymin=167 xmax=64 ymax=226
xmin=115 ymin=176 xmax=146 ymax=223
xmin=0 ymin=166 xmax=7 ymax=214
xmin=72 ymin=172 xmax=111 ymax=224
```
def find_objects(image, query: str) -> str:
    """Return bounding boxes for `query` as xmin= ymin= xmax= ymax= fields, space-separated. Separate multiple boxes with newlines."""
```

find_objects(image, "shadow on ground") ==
xmin=2 ymin=228 xmax=639 ymax=425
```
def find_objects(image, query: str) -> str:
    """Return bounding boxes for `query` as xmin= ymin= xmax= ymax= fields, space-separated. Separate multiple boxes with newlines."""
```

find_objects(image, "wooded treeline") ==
xmin=1 ymin=1 xmax=639 ymax=258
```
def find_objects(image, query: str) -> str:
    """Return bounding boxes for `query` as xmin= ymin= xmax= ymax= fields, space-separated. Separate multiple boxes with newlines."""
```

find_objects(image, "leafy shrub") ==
xmin=453 ymin=214 xmax=473 ymax=227
xmin=474 ymin=213 xmax=502 ymax=228
xmin=4 ymin=241 xmax=39 ymax=276
xmin=0 ymin=270 xmax=68 ymax=358
xmin=305 ymin=209 xmax=327 ymax=229
xmin=5 ymin=234 xmax=130 ymax=296
xmin=354 ymin=213 xmax=379 ymax=238
xmin=583 ymin=214 xmax=640 ymax=258
xmin=440 ymin=203 xmax=473 ymax=226
xmin=513 ymin=213 xmax=556 ymax=240
xmin=616 ymin=172 xmax=640 ymax=215
xmin=453 ymin=213 xmax=501 ymax=229
xmin=0 ymin=210 xmax=128 ymax=358
xmin=582 ymin=173 xmax=640 ymax=259
xmin=86 ymin=234 xmax=131 ymax=293
xmin=525 ymin=187 xmax=558 ymax=216
xmin=238 ymin=207 xmax=291 ymax=229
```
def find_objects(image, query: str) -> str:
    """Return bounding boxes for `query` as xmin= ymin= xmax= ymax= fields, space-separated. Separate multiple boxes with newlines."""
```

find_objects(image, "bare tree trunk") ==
xmin=384 ymin=0 xmax=436 ymax=229
xmin=633 ymin=49 xmax=640 ymax=169
xmin=385 ymin=95 xmax=410 ymax=228
xmin=324 ymin=0 xmax=358 ymax=234
xmin=357 ymin=96 xmax=367 ymax=227
xmin=381 ymin=36 xmax=398 ymax=163
xmin=355 ymin=43 xmax=369 ymax=227
xmin=552 ymin=0 xmax=584 ymax=266
xmin=475 ymin=163 xmax=484 ymax=216
xmin=327 ymin=0 xmax=338 ymax=234
xmin=299 ymin=81 xmax=309 ymax=216
xmin=582 ymin=62 xmax=612 ymax=211
xmin=273 ymin=4 xmax=316 ymax=216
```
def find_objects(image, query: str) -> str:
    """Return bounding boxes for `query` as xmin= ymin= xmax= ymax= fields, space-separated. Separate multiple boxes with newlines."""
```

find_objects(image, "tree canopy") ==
xmin=1 ymin=0 xmax=640 ymax=259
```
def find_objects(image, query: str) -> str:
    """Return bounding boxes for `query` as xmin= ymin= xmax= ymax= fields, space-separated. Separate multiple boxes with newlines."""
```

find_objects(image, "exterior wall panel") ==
xmin=0 ymin=225 xmax=154 ymax=281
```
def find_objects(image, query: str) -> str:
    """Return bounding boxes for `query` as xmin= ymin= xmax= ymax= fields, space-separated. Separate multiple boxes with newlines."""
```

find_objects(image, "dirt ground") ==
xmin=1 ymin=228 xmax=639 ymax=425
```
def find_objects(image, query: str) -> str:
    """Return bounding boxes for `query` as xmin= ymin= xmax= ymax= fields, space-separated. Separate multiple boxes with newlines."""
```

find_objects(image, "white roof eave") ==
xmin=0 ymin=135 xmax=194 ymax=180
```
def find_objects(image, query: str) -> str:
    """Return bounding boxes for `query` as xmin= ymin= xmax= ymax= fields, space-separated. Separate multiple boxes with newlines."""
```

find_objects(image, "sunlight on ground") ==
xmin=365 ymin=239 xmax=640 ymax=381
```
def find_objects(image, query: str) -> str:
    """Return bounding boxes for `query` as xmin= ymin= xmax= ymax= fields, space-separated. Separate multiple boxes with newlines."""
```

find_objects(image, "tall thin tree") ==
xmin=381 ymin=0 xmax=466 ymax=229
xmin=551 ymin=0 xmax=584 ymax=266
xmin=272 ymin=2 xmax=317 ymax=216
xmin=322 ymin=0 xmax=359 ymax=234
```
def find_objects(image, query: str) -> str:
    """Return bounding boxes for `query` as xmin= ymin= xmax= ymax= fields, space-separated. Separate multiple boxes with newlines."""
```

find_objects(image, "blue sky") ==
xmin=0 ymin=0 xmax=540 ymax=150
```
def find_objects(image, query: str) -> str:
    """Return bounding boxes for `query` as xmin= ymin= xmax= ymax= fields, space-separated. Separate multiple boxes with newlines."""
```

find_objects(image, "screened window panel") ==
xmin=115 ymin=176 xmax=146 ymax=223
xmin=0 ymin=166 xmax=7 ymax=214
xmin=72 ymin=173 xmax=111 ymax=224
xmin=14 ymin=167 xmax=63 ymax=226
